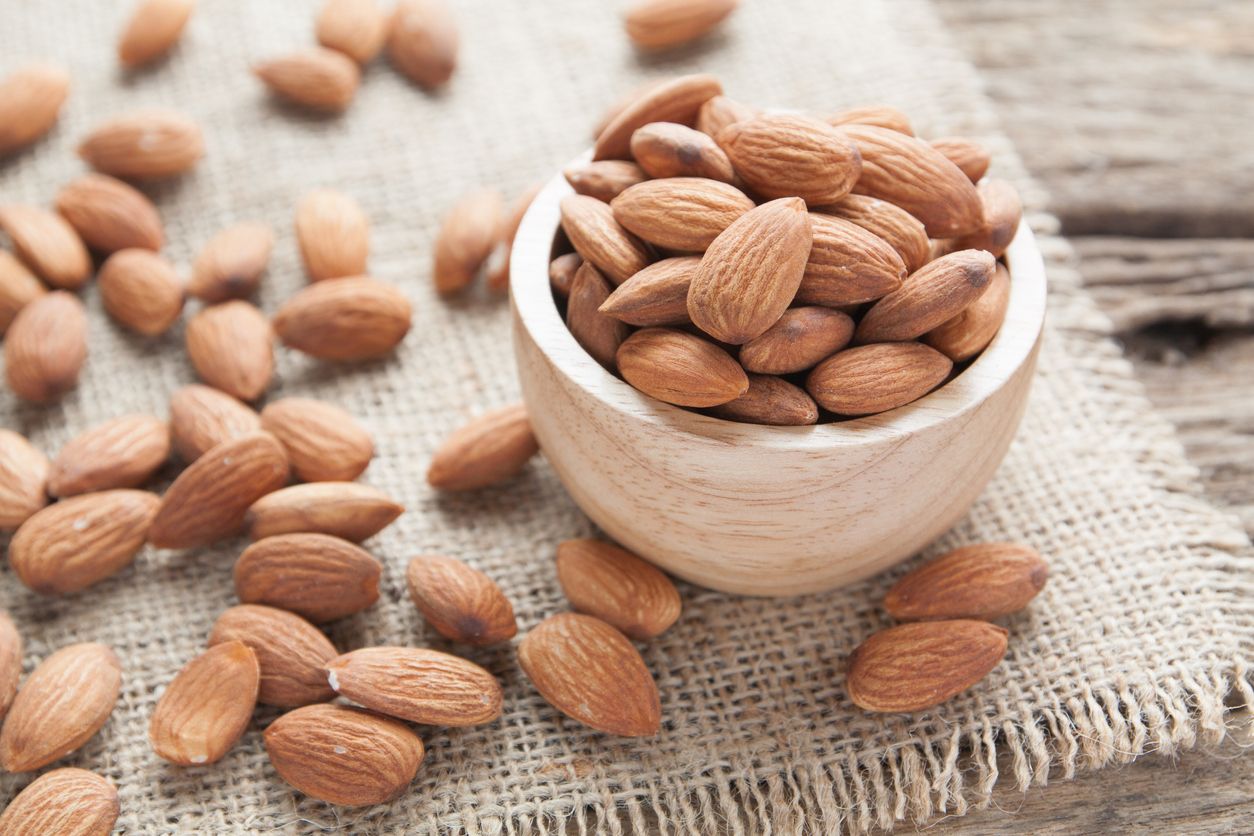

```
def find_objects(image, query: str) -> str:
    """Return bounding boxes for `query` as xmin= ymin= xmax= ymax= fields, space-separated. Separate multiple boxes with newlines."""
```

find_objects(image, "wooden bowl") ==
xmin=511 ymin=160 xmax=1046 ymax=596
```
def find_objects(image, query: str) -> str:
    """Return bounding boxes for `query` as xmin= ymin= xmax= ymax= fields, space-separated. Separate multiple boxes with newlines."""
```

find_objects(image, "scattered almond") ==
xmin=98 ymin=249 xmax=186 ymax=336
xmin=564 ymin=160 xmax=648 ymax=203
xmin=189 ymin=222 xmax=274 ymax=302
xmin=55 ymin=173 xmax=164 ymax=253
xmin=255 ymin=47 xmax=361 ymax=113
xmin=260 ymin=397 xmax=373 ymax=482
xmin=709 ymin=374 xmax=819 ymax=426
xmin=426 ymin=403 xmax=539 ymax=491
xmin=234 ymin=533 xmax=382 ymax=623
xmin=246 ymin=482 xmax=403 ymax=542
xmin=405 ymin=554 xmax=517 ymax=645
xmin=630 ymin=122 xmax=736 ymax=182
xmin=795 ymin=213 xmax=906 ymax=306
xmin=885 ymin=542 xmax=1048 ymax=622
xmin=208 ymin=604 xmax=337 ymax=707
xmin=433 ymin=189 xmax=502 ymax=295
xmin=0 ymin=430 xmax=49 ymax=531
xmin=594 ymin=73 xmax=722 ymax=161
xmin=826 ymin=104 xmax=914 ymax=136
xmin=4 ymin=291 xmax=88 ymax=404
xmin=559 ymin=194 xmax=652 ymax=285
xmin=0 ymin=611 xmax=22 ymax=718
xmin=78 ymin=110 xmax=205 ymax=179
xmin=149 ymin=641 xmax=259 ymax=766
xmin=611 ymin=176 xmax=753 ymax=251
xmin=556 ymin=539 xmax=681 ymax=639
xmin=548 ymin=252 xmax=583 ymax=297
xmin=925 ymin=263 xmax=1011 ymax=361
xmin=599 ymin=256 xmax=698 ymax=327
xmin=567 ymin=261 xmax=629 ymax=369
xmin=717 ymin=114 xmax=863 ymax=205
xmin=486 ymin=183 xmax=541 ymax=293
xmin=806 ymin=342 xmax=952 ymax=416
xmin=272 ymin=276 xmax=412 ymax=360
xmin=815 ymin=194 xmax=930 ymax=273
xmin=0 ymin=768 xmax=119 ymax=836
xmin=855 ymin=249 xmax=995 ymax=343
xmin=118 ymin=0 xmax=196 ymax=68
xmin=326 ymin=646 xmax=503 ymax=726
xmin=185 ymin=300 xmax=274 ymax=401
xmin=388 ymin=0 xmax=459 ymax=89
xmin=0 ymin=63 xmax=71 ymax=156
xmin=623 ymin=0 xmax=738 ymax=49
xmin=317 ymin=0 xmax=389 ymax=64
xmin=294 ymin=189 xmax=370 ymax=281
xmin=0 ymin=251 xmax=46 ymax=336
xmin=48 ymin=413 xmax=170 ymax=497
xmin=739 ymin=306 xmax=854 ymax=375
xmin=0 ymin=204 xmax=92 ymax=290
xmin=168 ymin=384 xmax=262 ymax=462
xmin=616 ymin=327 xmax=747 ymax=407
xmin=695 ymin=94 xmax=756 ymax=138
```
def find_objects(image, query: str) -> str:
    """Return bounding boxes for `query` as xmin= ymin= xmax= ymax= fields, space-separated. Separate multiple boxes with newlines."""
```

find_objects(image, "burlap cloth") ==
xmin=1 ymin=0 xmax=1251 ymax=832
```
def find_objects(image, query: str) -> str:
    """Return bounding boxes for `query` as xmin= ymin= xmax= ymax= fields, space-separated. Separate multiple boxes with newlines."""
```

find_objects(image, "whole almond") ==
xmin=55 ymin=174 xmax=164 ymax=253
xmin=611 ymin=177 xmax=753 ymax=252
xmin=118 ymin=0 xmax=195 ymax=67
xmin=623 ymin=0 xmax=738 ymax=49
xmin=856 ymin=249 xmax=995 ymax=343
xmin=388 ymin=0 xmax=459 ymax=89
xmin=0 ymin=430 xmax=49 ymax=531
xmin=549 ymin=252 xmax=583 ymax=297
xmin=687 ymin=197 xmax=812 ymax=344
xmin=4 ymin=291 xmax=88 ymax=404
xmin=826 ymin=104 xmax=914 ymax=136
xmin=717 ymin=114 xmax=862 ymax=205
xmin=599 ymin=255 xmax=698 ymax=327
xmin=815 ymin=194 xmax=930 ymax=273
xmin=246 ymin=482 xmax=403 ymax=542
xmin=260 ymin=397 xmax=373 ymax=482
xmin=0 ymin=251 xmax=46 ymax=336
xmin=0 ymin=768 xmax=119 ymax=836
xmin=317 ymin=0 xmax=389 ymax=64
xmin=846 ymin=620 xmax=1008 ymax=712
xmin=433 ymin=189 xmax=502 ymax=295
xmin=186 ymin=300 xmax=274 ymax=401
xmin=695 ymin=94 xmax=756 ymax=138
xmin=264 ymin=703 xmax=424 ymax=806
xmin=0 ymin=64 xmax=71 ymax=156
xmin=559 ymin=194 xmax=651 ymax=285
xmin=931 ymin=137 xmax=991 ymax=183
xmin=0 ymin=205 xmax=91 ymax=290
xmin=485 ymin=182 xmax=541 ymax=293
xmin=796 ymin=213 xmax=907 ymax=307
xmin=294 ymin=189 xmax=370 ymax=281
xmin=709 ymin=374 xmax=819 ymax=426
xmin=48 ymin=413 xmax=170 ymax=497
xmin=326 ymin=646 xmax=503 ymax=726
xmin=0 ymin=643 xmax=121 ymax=772
xmin=0 ymin=611 xmax=22 ymax=718
xmin=563 ymin=160 xmax=648 ymax=203
xmin=208 ymin=604 xmax=336 ymax=707
xmin=885 ymin=542 xmax=1048 ymax=622
xmin=740 ymin=307 xmax=854 ymax=375
xmin=149 ymin=641 xmax=259 ymax=765
xmin=234 ymin=533 xmax=382 ymax=623
xmin=272 ymin=276 xmax=412 ymax=360
xmin=189 ymin=221 xmax=274 ymax=302
xmin=78 ymin=110 xmax=204 ymax=179
xmin=806 ymin=342 xmax=952 ymax=416
xmin=925 ymin=262 xmax=1011 ymax=362
xmin=567 ymin=261 xmax=629 ymax=370
xmin=148 ymin=432 xmax=290 ymax=549
xmin=946 ymin=178 xmax=1023 ymax=258
xmin=630 ymin=122 xmax=736 ymax=182
xmin=254 ymin=48 xmax=361 ymax=113
xmin=594 ymin=73 xmax=722 ymax=161
xmin=426 ymin=403 xmax=539 ymax=491
xmin=616 ymin=327 xmax=747 ymax=407
xmin=556 ymin=539 xmax=681 ymax=639
xmin=97 ymin=249 xmax=185 ymax=336
xmin=169 ymin=384 xmax=261 ymax=462
xmin=519 ymin=612 xmax=661 ymax=737
xmin=406 ymin=554 xmax=517 ymax=645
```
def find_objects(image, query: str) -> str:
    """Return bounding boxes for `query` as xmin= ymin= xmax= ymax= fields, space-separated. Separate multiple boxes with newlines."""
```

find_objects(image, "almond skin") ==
xmin=925 ymin=262 xmax=1011 ymax=362
xmin=0 ymin=430 xmax=49 ymax=531
xmin=426 ymin=403 xmax=539 ymax=491
xmin=260 ymin=397 xmax=373 ymax=482
xmin=273 ymin=276 xmax=412 ymax=361
xmin=616 ymin=327 xmax=748 ymax=407
xmin=294 ymin=189 xmax=370 ymax=281
xmin=209 ymin=604 xmax=337 ymax=707
xmin=0 ymin=64 xmax=71 ymax=156
xmin=709 ymin=374 xmax=819 ymax=426
xmin=406 ymin=554 xmax=517 ymax=645
xmin=826 ymin=105 xmax=914 ymax=136
xmin=98 ymin=249 xmax=185 ymax=336
xmin=326 ymin=646 xmax=503 ymax=726
xmin=846 ymin=620 xmax=1008 ymax=713
xmin=946 ymin=178 xmax=1023 ymax=258
xmin=4 ymin=291 xmax=88 ymax=404
xmin=0 ymin=768 xmax=119 ymax=836
xmin=797 ymin=214 xmax=907 ymax=308
xmin=806 ymin=343 xmax=952 ymax=416
xmin=168 ymin=384 xmax=261 ymax=462
xmin=55 ymin=174 xmax=164 ymax=253
xmin=739 ymin=306 xmax=854 ymax=375
xmin=0 ymin=643 xmax=122 ymax=772
xmin=564 ymin=160 xmax=648 ymax=203
xmin=611 ymin=177 xmax=753 ymax=252
xmin=885 ymin=542 xmax=1048 ymax=622
xmin=189 ymin=221 xmax=274 ymax=302
xmin=0 ymin=611 xmax=23 ymax=718
xmin=48 ymin=413 xmax=170 ymax=497
xmin=695 ymin=94 xmax=756 ymax=138
xmin=433 ymin=188 xmax=502 ymax=295
xmin=687 ymin=197 xmax=812 ymax=344
xmin=594 ymin=73 xmax=722 ymax=161
xmin=519 ymin=612 xmax=661 ymax=737
xmin=118 ymin=0 xmax=195 ymax=68
xmin=185 ymin=300 xmax=274 ymax=401
xmin=932 ymin=137 xmax=991 ymax=183
xmin=717 ymin=114 xmax=862 ymax=205
xmin=264 ymin=703 xmax=424 ymax=806
xmin=317 ymin=0 xmax=389 ymax=64
xmin=556 ymin=539 xmax=681 ymax=639
xmin=549 ymin=252 xmax=583 ymax=297
xmin=856 ymin=249 xmax=995 ymax=343
xmin=149 ymin=641 xmax=259 ymax=766
xmin=388 ymin=0 xmax=459 ymax=89
xmin=623 ymin=0 xmax=738 ymax=49
xmin=815 ymin=194 xmax=930 ymax=273
xmin=0 ymin=251 xmax=46 ymax=336
xmin=148 ymin=432 xmax=290 ymax=549
xmin=234 ymin=533 xmax=382 ymax=623
xmin=559 ymin=194 xmax=652 ymax=285
xmin=630 ymin=122 xmax=736 ymax=182
xmin=78 ymin=110 xmax=204 ymax=179
xmin=567 ymin=261 xmax=629 ymax=370
xmin=599 ymin=256 xmax=698 ymax=327
xmin=254 ymin=47 xmax=361 ymax=113
xmin=246 ymin=482 xmax=403 ymax=542
xmin=0 ymin=205 xmax=91 ymax=290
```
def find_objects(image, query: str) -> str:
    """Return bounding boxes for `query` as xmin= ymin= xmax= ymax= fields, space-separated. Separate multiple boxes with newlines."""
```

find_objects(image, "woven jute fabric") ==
xmin=1 ymin=0 xmax=1251 ymax=832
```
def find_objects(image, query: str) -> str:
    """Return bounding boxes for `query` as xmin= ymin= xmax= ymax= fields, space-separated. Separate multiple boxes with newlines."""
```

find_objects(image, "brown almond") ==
xmin=826 ymin=104 xmax=914 ymax=136
xmin=388 ymin=0 xmax=459 ymax=89
xmin=0 ymin=611 xmax=22 ymax=718
xmin=846 ymin=620 xmax=1008 ymax=713
xmin=272 ymin=276 xmax=412 ymax=360
xmin=947 ymin=178 xmax=1023 ymax=258
xmin=563 ymin=160 xmax=648 ymax=203
xmin=717 ymin=114 xmax=862 ymax=205
xmin=796 ymin=213 xmax=906 ymax=307
xmin=0 ymin=643 xmax=121 ymax=772
xmin=406 ymin=554 xmax=517 ymax=645
xmin=0 ymin=251 xmax=46 ymax=336
xmin=0 ymin=205 xmax=91 ymax=290
xmin=48 ymin=414 xmax=170 ymax=497
xmin=4 ymin=291 xmax=88 ymax=404
xmin=519 ymin=612 xmax=661 ymax=737
xmin=623 ymin=0 xmax=738 ymax=49
xmin=149 ymin=641 xmax=259 ymax=766
xmin=630 ymin=122 xmax=736 ymax=182
xmin=148 ymin=432 xmax=290 ymax=549
xmin=189 ymin=221 xmax=274 ymax=302
xmin=433 ymin=188 xmax=502 ymax=295
xmin=611 ymin=177 xmax=753 ymax=252
xmin=0 ymin=64 xmax=71 ymax=156
xmin=118 ymin=0 xmax=195 ymax=68
xmin=924 ymin=263 xmax=1011 ymax=361
xmin=556 ymin=539 xmax=681 ymax=640
xmin=856 ymin=249 xmax=995 ymax=343
xmin=616 ymin=327 xmax=748 ymax=407
xmin=687 ymin=197 xmax=812 ymax=344
xmin=78 ymin=110 xmax=204 ymax=179
xmin=264 ymin=703 xmax=424 ymax=806
xmin=567 ymin=261 xmax=629 ymax=370
xmin=254 ymin=47 xmax=361 ymax=113
xmin=709 ymin=374 xmax=819 ymax=426
xmin=485 ymin=183 xmax=541 ymax=294
xmin=931 ymin=137 xmax=991 ymax=183
xmin=208 ymin=604 xmax=336 ymax=707
xmin=260 ymin=397 xmax=373 ymax=482
xmin=0 ymin=430 xmax=49 ymax=531
xmin=98 ymin=249 xmax=185 ymax=336
xmin=559 ymin=194 xmax=652 ymax=285
xmin=246 ymin=482 xmax=403 ymax=542
xmin=599 ymin=256 xmax=697 ymax=327
xmin=326 ymin=646 xmax=503 ymax=726
xmin=592 ymin=79 xmax=669 ymax=139
xmin=549 ymin=252 xmax=583 ymax=297
xmin=815 ymin=194 xmax=930 ymax=273
xmin=234 ymin=533 xmax=381 ymax=623
xmin=317 ymin=0 xmax=389 ymax=64
xmin=294 ymin=189 xmax=370 ymax=281
xmin=169 ymin=384 xmax=262 ymax=462
xmin=55 ymin=174 xmax=164 ymax=253
xmin=0 ymin=768 xmax=119 ymax=836
xmin=885 ymin=542 xmax=1048 ymax=622
xmin=426 ymin=403 xmax=539 ymax=491
xmin=739 ymin=307 xmax=854 ymax=375
xmin=695 ymin=94 xmax=756 ymax=138
xmin=806 ymin=342 xmax=952 ymax=416
xmin=594 ymin=73 xmax=722 ymax=161
xmin=185 ymin=300 xmax=274 ymax=401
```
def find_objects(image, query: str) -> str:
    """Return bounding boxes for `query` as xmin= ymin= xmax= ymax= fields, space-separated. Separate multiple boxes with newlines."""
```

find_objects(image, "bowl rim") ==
xmin=510 ymin=150 xmax=1047 ymax=450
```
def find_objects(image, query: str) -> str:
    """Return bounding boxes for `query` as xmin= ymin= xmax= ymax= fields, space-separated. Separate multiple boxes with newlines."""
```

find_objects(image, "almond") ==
xmin=405 ymin=554 xmax=517 ymax=645
xmin=433 ymin=188 xmax=502 ymax=295
xmin=717 ymin=114 xmax=862 ymax=205
xmin=185 ymin=300 xmax=274 ymax=401
xmin=254 ymin=47 xmax=361 ymax=113
xmin=611 ymin=177 xmax=753 ymax=252
xmin=260 ymin=397 xmax=373 ymax=482
xmin=806 ymin=342 xmax=952 ymax=416
xmin=846 ymin=620 xmax=1008 ymax=712
xmin=946 ymin=178 xmax=1023 ymax=258
xmin=169 ymin=384 xmax=262 ymax=462
xmin=272 ymin=276 xmax=412 ymax=360
xmin=0 ymin=611 xmax=22 ymax=718
xmin=78 ymin=110 xmax=204 ymax=179
xmin=98 ymin=249 xmax=185 ymax=336
xmin=0 ymin=643 xmax=122 ymax=772
xmin=426 ymin=403 xmax=539 ymax=491
xmin=246 ymin=482 xmax=403 ymax=542
xmin=815 ymin=194 xmax=930 ymax=273
xmin=925 ymin=263 xmax=1011 ymax=361
xmin=388 ymin=0 xmax=459 ymax=89
xmin=0 ymin=251 xmax=46 ymax=336
xmin=630 ymin=122 xmax=736 ymax=182
xmin=519 ymin=612 xmax=661 ymax=737
xmin=739 ymin=306 xmax=854 ymax=375
xmin=234 ymin=533 xmax=382 ymax=623
xmin=189 ymin=222 xmax=274 ymax=302
xmin=0 ymin=64 xmax=71 ymax=157
xmin=599 ymin=255 xmax=697 ymax=327
xmin=148 ymin=432 xmax=290 ymax=549
xmin=556 ymin=539 xmax=681 ymax=639
xmin=687 ymin=197 xmax=812 ymax=344
xmin=695 ymin=94 xmax=756 ymax=138
xmin=0 ymin=430 xmax=49 ymax=531
xmin=566 ymin=261 xmax=629 ymax=370
xmin=264 ymin=703 xmax=424 ymax=806
xmin=559 ymin=194 xmax=652 ymax=285
xmin=549 ymin=252 xmax=583 ymax=297
xmin=55 ymin=174 xmax=164 ymax=253
xmin=208 ymin=604 xmax=337 ymax=707
xmin=294 ymin=189 xmax=370 ymax=281
xmin=623 ymin=0 xmax=738 ymax=49
xmin=795 ymin=213 xmax=907 ymax=307
xmin=594 ymin=73 xmax=722 ymax=161
xmin=826 ymin=104 xmax=914 ymax=136
xmin=592 ymin=79 xmax=669 ymax=139
xmin=855 ymin=249 xmax=995 ymax=343
xmin=0 ymin=204 xmax=91 ymax=290
xmin=48 ymin=414 xmax=170 ymax=497
xmin=563 ymin=160 xmax=648 ymax=203
xmin=149 ymin=641 xmax=259 ymax=766
xmin=931 ymin=137 xmax=991 ymax=183
xmin=326 ymin=646 xmax=503 ymax=726
xmin=616 ymin=327 xmax=747 ymax=407
xmin=885 ymin=542 xmax=1048 ymax=622
xmin=709 ymin=374 xmax=819 ymax=426
xmin=118 ymin=0 xmax=195 ymax=68
xmin=317 ymin=0 xmax=389 ymax=64
xmin=0 ymin=768 xmax=119 ymax=836
xmin=485 ymin=182 xmax=541 ymax=293
xmin=4 ymin=291 xmax=88 ymax=404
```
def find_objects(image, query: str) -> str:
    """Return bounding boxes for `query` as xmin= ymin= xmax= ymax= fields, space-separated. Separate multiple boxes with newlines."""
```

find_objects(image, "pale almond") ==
xmin=563 ymin=160 xmax=648 ymax=203
xmin=55 ymin=173 xmax=164 ymax=253
xmin=48 ymin=413 xmax=170 ymax=497
xmin=485 ymin=182 xmax=541 ymax=293
xmin=717 ymin=114 xmax=862 ymax=205
xmin=924 ymin=262 xmax=1011 ymax=361
xmin=98 ymin=249 xmax=185 ymax=336
xmin=433 ymin=188 xmax=502 ymax=295
xmin=388 ymin=0 xmax=459 ymax=89
xmin=118 ymin=0 xmax=195 ymax=68
xmin=149 ymin=641 xmax=259 ymax=765
xmin=739 ymin=306 xmax=854 ymax=375
xmin=549 ymin=252 xmax=583 ymax=297
xmin=317 ymin=0 xmax=389 ymax=64
xmin=695 ymin=94 xmax=756 ymax=138
xmin=594 ymin=73 xmax=722 ymax=161
xmin=856 ymin=249 xmax=995 ymax=343
xmin=260 ymin=397 xmax=373 ymax=482
xmin=294 ymin=188 xmax=370 ymax=281
xmin=168 ymin=384 xmax=262 ymax=463
xmin=946 ymin=178 xmax=1023 ymax=258
xmin=78 ymin=110 xmax=204 ymax=179
xmin=795 ymin=213 xmax=907 ymax=306
xmin=185 ymin=300 xmax=274 ymax=401
xmin=931 ymin=137 xmax=991 ymax=183
xmin=611 ymin=176 xmax=753 ymax=251
xmin=826 ymin=104 xmax=914 ymax=135
xmin=0 ymin=768 xmax=119 ymax=836
xmin=406 ymin=554 xmax=517 ymax=645
xmin=709 ymin=374 xmax=819 ymax=426
xmin=567 ymin=261 xmax=629 ymax=370
xmin=815 ymin=194 xmax=930 ymax=273
xmin=0 ymin=204 xmax=91 ymax=290
xmin=623 ymin=0 xmax=738 ymax=49
xmin=189 ymin=221 xmax=274 ymax=302
xmin=599 ymin=255 xmax=698 ymax=327
xmin=806 ymin=342 xmax=952 ymax=416
xmin=630 ymin=122 xmax=736 ymax=182
xmin=426 ymin=403 xmax=539 ymax=491
xmin=616 ymin=327 xmax=748 ymax=407
xmin=234 ymin=533 xmax=381 ymax=623
xmin=885 ymin=542 xmax=1048 ymax=622
xmin=326 ymin=646 xmax=503 ymax=726
xmin=556 ymin=539 xmax=681 ymax=639
xmin=246 ymin=482 xmax=403 ymax=542
xmin=0 ymin=430 xmax=49 ymax=531
xmin=272 ymin=276 xmax=412 ymax=360
xmin=0 ymin=251 xmax=46 ymax=336
xmin=559 ymin=194 xmax=652 ymax=285
xmin=255 ymin=48 xmax=361 ymax=113
xmin=4 ymin=291 xmax=88 ymax=404
xmin=209 ymin=604 xmax=337 ymax=707
xmin=0 ymin=611 xmax=22 ymax=719
xmin=0 ymin=64 xmax=71 ymax=156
